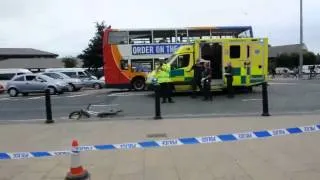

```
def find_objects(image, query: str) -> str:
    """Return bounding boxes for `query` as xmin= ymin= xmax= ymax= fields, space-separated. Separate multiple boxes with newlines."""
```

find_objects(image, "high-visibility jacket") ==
xmin=155 ymin=64 xmax=171 ymax=84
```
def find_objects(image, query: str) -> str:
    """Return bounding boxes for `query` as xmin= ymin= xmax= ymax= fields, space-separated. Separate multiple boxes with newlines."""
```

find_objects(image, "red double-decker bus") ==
xmin=102 ymin=26 xmax=253 ymax=90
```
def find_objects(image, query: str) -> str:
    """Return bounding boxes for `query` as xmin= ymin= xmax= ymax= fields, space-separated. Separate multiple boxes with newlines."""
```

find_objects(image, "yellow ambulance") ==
xmin=146 ymin=38 xmax=268 ymax=92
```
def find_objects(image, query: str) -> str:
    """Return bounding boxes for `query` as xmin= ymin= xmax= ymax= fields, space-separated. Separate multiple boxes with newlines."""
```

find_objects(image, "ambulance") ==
xmin=146 ymin=38 xmax=268 ymax=92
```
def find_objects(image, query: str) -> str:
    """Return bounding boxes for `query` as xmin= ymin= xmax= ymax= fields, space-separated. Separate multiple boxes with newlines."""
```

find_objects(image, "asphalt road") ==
xmin=109 ymin=80 xmax=320 ymax=118
xmin=0 ymin=79 xmax=320 ymax=121
xmin=0 ymin=89 xmax=113 ymax=121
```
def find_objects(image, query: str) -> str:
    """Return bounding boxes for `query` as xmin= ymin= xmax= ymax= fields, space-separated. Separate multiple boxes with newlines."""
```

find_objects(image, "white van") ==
xmin=275 ymin=67 xmax=293 ymax=74
xmin=0 ymin=69 xmax=32 ymax=89
xmin=44 ymin=68 xmax=97 ymax=80
xmin=302 ymin=65 xmax=320 ymax=74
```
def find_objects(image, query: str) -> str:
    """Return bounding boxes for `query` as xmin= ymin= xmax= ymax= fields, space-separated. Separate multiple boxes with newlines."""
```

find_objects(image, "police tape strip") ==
xmin=0 ymin=124 xmax=319 ymax=160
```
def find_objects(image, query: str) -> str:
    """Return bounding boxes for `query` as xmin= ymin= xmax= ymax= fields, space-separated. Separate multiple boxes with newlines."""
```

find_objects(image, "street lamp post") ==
xmin=299 ymin=0 xmax=304 ymax=78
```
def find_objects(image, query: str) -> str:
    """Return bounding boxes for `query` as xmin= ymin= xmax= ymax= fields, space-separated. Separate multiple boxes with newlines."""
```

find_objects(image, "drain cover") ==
xmin=146 ymin=133 xmax=167 ymax=138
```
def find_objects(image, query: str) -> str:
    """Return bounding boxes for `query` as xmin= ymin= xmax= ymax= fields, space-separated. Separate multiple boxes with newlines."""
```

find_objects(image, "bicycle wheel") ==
xmin=69 ymin=111 xmax=82 ymax=120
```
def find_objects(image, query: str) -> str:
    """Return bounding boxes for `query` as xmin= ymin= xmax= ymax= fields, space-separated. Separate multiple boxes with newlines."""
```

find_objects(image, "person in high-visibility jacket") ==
xmin=155 ymin=61 xmax=174 ymax=103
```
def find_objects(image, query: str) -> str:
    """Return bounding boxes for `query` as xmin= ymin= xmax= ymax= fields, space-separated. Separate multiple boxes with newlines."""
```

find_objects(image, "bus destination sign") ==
xmin=132 ymin=44 xmax=182 ymax=55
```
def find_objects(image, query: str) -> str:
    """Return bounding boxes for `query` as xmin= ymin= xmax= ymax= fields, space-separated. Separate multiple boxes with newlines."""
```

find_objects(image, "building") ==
xmin=269 ymin=44 xmax=308 ymax=59
xmin=0 ymin=48 xmax=83 ymax=72
xmin=268 ymin=44 xmax=308 ymax=69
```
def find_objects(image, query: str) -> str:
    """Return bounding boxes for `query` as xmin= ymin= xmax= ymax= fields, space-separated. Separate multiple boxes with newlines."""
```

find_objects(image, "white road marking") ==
xmin=269 ymin=82 xmax=298 ymax=85
xmin=0 ymin=119 xmax=45 ymax=122
xmin=0 ymin=90 xmax=108 ymax=101
xmin=108 ymin=92 xmax=151 ymax=97
xmin=242 ymin=99 xmax=262 ymax=102
xmin=0 ymin=97 xmax=21 ymax=101
xmin=0 ymin=98 xmax=10 ymax=101
xmin=27 ymin=97 xmax=43 ymax=100
xmin=66 ymin=94 xmax=89 ymax=98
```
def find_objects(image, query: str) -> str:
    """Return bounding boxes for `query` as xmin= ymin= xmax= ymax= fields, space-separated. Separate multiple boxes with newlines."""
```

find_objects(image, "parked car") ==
xmin=81 ymin=77 xmax=105 ymax=89
xmin=44 ymin=68 xmax=97 ymax=80
xmin=40 ymin=72 xmax=84 ymax=92
xmin=275 ymin=67 xmax=294 ymax=74
xmin=302 ymin=65 xmax=320 ymax=74
xmin=0 ymin=69 xmax=32 ymax=90
xmin=0 ymin=83 xmax=4 ymax=94
xmin=99 ymin=76 xmax=105 ymax=81
xmin=6 ymin=74 xmax=68 ymax=97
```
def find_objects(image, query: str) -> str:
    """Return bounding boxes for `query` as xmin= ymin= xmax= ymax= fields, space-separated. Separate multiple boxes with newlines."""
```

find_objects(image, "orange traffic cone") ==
xmin=65 ymin=140 xmax=90 ymax=180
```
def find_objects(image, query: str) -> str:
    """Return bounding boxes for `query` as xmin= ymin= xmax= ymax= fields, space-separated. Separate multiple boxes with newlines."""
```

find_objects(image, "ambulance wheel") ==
xmin=132 ymin=77 xmax=145 ymax=91
xmin=247 ymin=87 xmax=253 ymax=93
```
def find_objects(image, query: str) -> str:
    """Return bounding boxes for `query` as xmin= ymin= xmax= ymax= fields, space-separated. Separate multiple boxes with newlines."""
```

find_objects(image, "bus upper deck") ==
xmin=107 ymin=26 xmax=253 ymax=45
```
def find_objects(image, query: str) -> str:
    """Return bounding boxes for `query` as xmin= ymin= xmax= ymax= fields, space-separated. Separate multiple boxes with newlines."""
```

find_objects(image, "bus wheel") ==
xmin=132 ymin=78 xmax=145 ymax=91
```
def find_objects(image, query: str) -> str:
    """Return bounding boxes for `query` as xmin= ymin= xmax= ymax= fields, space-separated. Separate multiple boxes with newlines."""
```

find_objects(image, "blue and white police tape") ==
xmin=0 ymin=124 xmax=319 ymax=160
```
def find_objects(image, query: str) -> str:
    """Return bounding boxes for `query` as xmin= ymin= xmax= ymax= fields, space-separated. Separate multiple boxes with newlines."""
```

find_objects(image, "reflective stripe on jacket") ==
xmin=155 ymin=64 xmax=171 ymax=83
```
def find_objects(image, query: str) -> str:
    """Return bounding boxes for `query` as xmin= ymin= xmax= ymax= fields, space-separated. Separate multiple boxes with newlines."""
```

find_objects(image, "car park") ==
xmin=44 ymin=68 xmax=97 ymax=80
xmin=81 ymin=77 xmax=105 ymax=89
xmin=6 ymin=74 xmax=68 ymax=97
xmin=40 ymin=72 xmax=84 ymax=92
xmin=275 ymin=67 xmax=294 ymax=74
xmin=0 ymin=69 xmax=32 ymax=90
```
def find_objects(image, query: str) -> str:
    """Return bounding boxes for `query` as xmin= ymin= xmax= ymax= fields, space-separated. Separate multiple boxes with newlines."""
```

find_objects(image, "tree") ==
xmin=78 ymin=21 xmax=107 ymax=69
xmin=316 ymin=53 xmax=320 ymax=64
xmin=61 ymin=57 xmax=78 ymax=68
xmin=275 ymin=51 xmax=317 ymax=68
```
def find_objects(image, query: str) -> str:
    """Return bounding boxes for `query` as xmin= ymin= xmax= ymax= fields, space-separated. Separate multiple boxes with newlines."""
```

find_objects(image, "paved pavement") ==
xmin=1 ymin=79 xmax=320 ymax=121
xmin=0 ymin=114 xmax=320 ymax=179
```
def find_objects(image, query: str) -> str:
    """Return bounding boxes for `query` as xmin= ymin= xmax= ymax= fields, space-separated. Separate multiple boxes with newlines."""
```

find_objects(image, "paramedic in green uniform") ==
xmin=224 ymin=62 xmax=234 ymax=98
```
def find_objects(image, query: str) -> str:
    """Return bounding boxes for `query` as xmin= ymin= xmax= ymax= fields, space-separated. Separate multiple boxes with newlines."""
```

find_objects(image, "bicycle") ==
xmin=69 ymin=104 xmax=122 ymax=120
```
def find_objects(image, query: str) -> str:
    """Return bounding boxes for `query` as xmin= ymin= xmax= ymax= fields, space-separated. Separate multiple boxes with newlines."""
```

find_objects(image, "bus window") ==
xmin=120 ymin=60 xmax=129 ymax=70
xmin=129 ymin=31 xmax=152 ymax=44
xmin=153 ymin=30 xmax=176 ymax=43
xmin=177 ymin=29 xmax=188 ymax=43
xmin=131 ymin=59 xmax=153 ymax=72
xmin=108 ymin=31 xmax=128 ymax=44
xmin=188 ymin=29 xmax=210 ymax=42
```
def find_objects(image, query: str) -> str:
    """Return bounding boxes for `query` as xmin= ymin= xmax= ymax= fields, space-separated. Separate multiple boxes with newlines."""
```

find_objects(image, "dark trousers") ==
xmin=226 ymin=76 xmax=234 ymax=98
xmin=160 ymin=83 xmax=173 ymax=102
xmin=191 ymin=78 xmax=202 ymax=97
xmin=203 ymin=80 xmax=212 ymax=100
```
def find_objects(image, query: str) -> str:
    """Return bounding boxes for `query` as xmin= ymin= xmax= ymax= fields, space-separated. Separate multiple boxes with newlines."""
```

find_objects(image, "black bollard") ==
xmin=45 ymin=89 xmax=54 ymax=123
xmin=154 ymin=85 xmax=162 ymax=120
xmin=261 ymin=82 xmax=270 ymax=116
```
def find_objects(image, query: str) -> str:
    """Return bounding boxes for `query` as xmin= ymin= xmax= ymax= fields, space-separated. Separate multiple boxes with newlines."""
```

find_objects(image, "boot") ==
xmin=168 ymin=97 xmax=174 ymax=103
xmin=162 ymin=98 xmax=167 ymax=103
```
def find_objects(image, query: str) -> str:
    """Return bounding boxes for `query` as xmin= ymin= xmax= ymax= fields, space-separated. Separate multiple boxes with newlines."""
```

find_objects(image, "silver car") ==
xmin=40 ymin=72 xmax=84 ymax=92
xmin=81 ymin=77 xmax=105 ymax=89
xmin=6 ymin=74 xmax=68 ymax=97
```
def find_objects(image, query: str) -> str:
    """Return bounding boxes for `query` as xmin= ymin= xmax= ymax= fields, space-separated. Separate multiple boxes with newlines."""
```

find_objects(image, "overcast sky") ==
xmin=0 ymin=0 xmax=319 ymax=57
